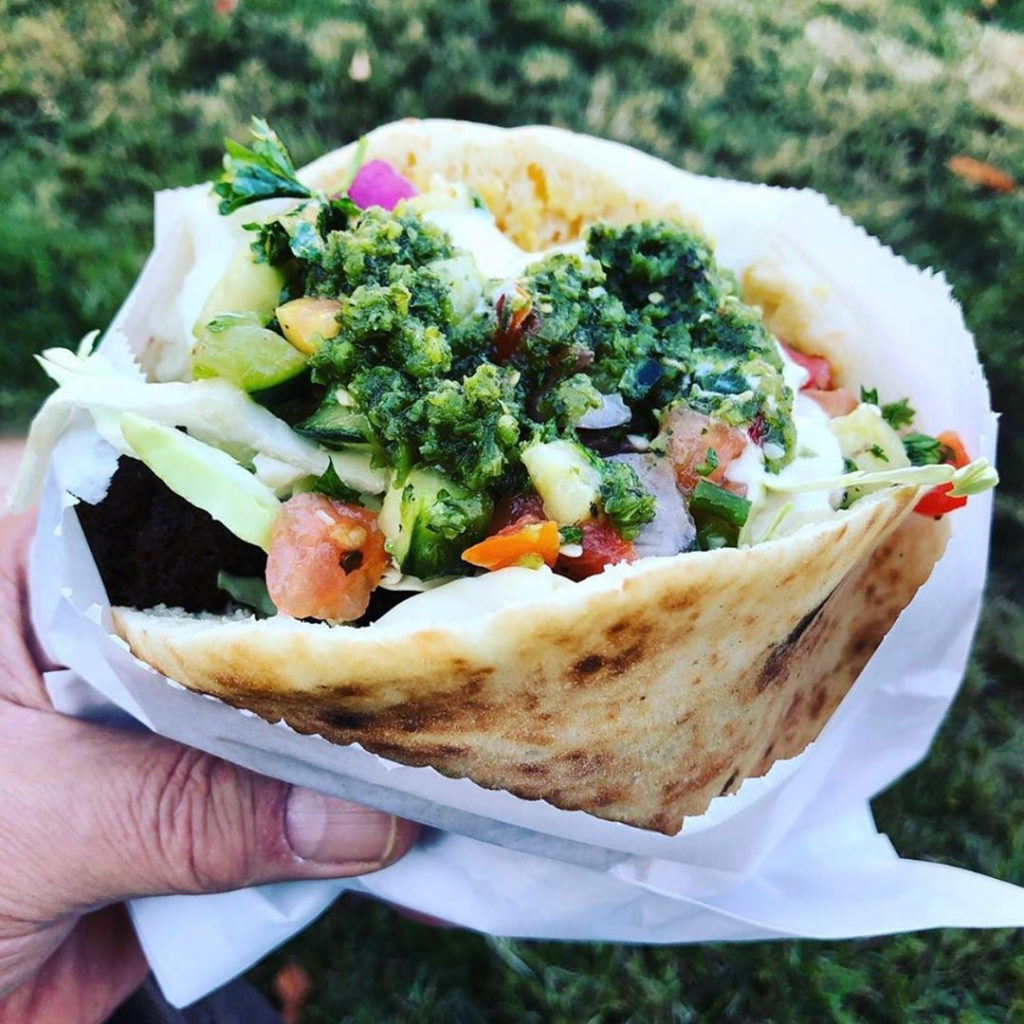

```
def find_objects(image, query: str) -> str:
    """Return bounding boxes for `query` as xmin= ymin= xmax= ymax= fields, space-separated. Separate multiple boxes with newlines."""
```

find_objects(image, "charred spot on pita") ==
xmin=570 ymin=653 xmax=606 ymax=680
xmin=809 ymin=686 xmax=828 ymax=719
xmin=607 ymin=642 xmax=644 ymax=675
xmin=757 ymin=594 xmax=833 ymax=691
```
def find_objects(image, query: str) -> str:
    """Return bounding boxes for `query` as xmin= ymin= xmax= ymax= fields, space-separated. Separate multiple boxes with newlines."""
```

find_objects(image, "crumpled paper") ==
xmin=26 ymin=128 xmax=1023 ymax=1009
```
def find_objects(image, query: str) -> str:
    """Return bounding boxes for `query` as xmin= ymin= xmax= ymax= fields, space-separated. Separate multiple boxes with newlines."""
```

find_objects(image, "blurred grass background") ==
xmin=2 ymin=0 xmax=1021 ymax=1019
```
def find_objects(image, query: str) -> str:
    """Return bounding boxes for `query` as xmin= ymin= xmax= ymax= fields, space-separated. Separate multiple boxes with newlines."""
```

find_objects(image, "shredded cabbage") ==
xmin=8 ymin=340 xmax=328 ymax=512
xmin=762 ymin=458 xmax=998 ymax=498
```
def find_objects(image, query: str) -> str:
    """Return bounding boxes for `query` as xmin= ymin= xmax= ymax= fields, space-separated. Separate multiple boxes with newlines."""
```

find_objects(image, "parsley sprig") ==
xmin=214 ymin=118 xmax=367 ymax=221
xmin=558 ymin=525 xmax=584 ymax=545
xmin=879 ymin=397 xmax=915 ymax=429
xmin=694 ymin=447 xmax=719 ymax=477
xmin=214 ymin=118 xmax=367 ymax=278
xmin=903 ymin=433 xmax=945 ymax=466
xmin=859 ymin=386 xmax=916 ymax=430
xmin=214 ymin=117 xmax=316 ymax=214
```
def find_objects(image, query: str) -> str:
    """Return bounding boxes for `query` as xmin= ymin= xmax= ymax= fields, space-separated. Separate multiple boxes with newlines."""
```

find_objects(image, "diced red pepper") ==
xmin=557 ymin=516 xmax=636 ymax=581
xmin=462 ymin=514 xmax=561 ymax=570
xmin=483 ymin=494 xmax=635 ymax=579
xmin=780 ymin=342 xmax=833 ymax=390
xmin=748 ymin=412 xmax=767 ymax=444
xmin=914 ymin=484 xmax=967 ymax=517
xmin=914 ymin=430 xmax=971 ymax=518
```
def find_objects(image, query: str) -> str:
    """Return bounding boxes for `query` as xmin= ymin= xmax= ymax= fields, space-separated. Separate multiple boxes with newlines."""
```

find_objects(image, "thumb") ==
xmin=1 ymin=706 xmax=417 ymax=919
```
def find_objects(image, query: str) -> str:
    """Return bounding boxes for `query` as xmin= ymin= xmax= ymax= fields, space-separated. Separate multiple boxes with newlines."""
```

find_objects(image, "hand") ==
xmin=0 ymin=507 xmax=418 ymax=1024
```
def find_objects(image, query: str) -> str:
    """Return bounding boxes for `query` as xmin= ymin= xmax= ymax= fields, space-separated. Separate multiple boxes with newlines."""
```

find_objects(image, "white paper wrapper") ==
xmin=26 ymin=136 xmax=1022 ymax=1008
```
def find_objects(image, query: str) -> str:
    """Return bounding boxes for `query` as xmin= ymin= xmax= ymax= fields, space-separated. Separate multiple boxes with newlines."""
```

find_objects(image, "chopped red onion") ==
xmin=577 ymin=392 xmax=631 ymax=429
xmin=609 ymin=452 xmax=696 ymax=557
xmin=347 ymin=160 xmax=418 ymax=211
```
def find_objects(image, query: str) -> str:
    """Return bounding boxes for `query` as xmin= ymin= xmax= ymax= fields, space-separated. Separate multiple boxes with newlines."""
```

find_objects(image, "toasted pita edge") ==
xmin=112 ymin=488 xmax=948 ymax=833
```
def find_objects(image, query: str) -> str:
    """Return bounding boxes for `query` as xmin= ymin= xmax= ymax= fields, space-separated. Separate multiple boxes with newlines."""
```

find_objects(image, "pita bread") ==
xmin=110 ymin=121 xmax=949 ymax=833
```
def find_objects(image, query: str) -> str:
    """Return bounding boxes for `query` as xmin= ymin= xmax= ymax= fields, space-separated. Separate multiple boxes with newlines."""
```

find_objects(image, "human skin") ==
xmin=0 ymin=443 xmax=418 ymax=1023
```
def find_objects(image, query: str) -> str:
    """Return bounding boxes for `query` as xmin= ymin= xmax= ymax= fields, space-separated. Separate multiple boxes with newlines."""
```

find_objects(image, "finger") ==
xmin=0 ymin=706 xmax=418 ymax=921
xmin=0 ymin=907 xmax=147 ymax=1022
xmin=0 ymin=439 xmax=25 ymax=500
xmin=0 ymin=511 xmax=53 ymax=710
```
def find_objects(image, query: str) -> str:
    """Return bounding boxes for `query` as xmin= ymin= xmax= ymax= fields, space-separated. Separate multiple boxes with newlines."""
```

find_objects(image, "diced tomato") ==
xmin=485 ymin=493 xmax=634 ymax=579
xmin=914 ymin=430 xmax=971 ymax=518
xmin=557 ymin=516 xmax=636 ymax=581
xmin=804 ymin=387 xmax=859 ymax=418
xmin=780 ymin=342 xmax=852 ymax=416
xmin=661 ymin=406 xmax=748 ymax=496
xmin=265 ymin=493 xmax=388 ymax=621
xmin=462 ymin=515 xmax=561 ymax=571
xmin=780 ymin=342 xmax=833 ymax=390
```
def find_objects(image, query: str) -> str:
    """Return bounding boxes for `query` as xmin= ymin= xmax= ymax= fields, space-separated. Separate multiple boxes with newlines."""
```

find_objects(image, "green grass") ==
xmin=2 ymin=1 xmax=1021 ymax=1019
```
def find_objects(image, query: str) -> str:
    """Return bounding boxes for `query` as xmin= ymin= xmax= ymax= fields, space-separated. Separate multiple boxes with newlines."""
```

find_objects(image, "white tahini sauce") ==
xmin=728 ymin=343 xmax=846 ymax=541
xmin=423 ymin=205 xmax=585 ymax=280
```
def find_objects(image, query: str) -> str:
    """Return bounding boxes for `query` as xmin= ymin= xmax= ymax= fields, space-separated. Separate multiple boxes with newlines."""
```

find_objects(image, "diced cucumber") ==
xmin=429 ymin=255 xmax=484 ymax=321
xmin=295 ymin=388 xmax=373 ymax=446
xmin=249 ymin=372 xmax=320 ymax=425
xmin=329 ymin=448 xmax=390 ymax=495
xmin=831 ymin=405 xmax=911 ymax=471
xmin=694 ymin=515 xmax=736 ymax=551
xmin=378 ymin=480 xmax=410 ymax=564
xmin=831 ymin=405 xmax=910 ymax=504
xmin=120 ymin=413 xmax=280 ymax=551
xmin=379 ymin=469 xmax=492 ymax=579
xmin=192 ymin=312 xmax=308 ymax=392
xmin=197 ymin=246 xmax=286 ymax=325
xmin=521 ymin=439 xmax=601 ymax=524
xmin=192 ymin=244 xmax=303 ymax=392
xmin=690 ymin=479 xmax=752 ymax=527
